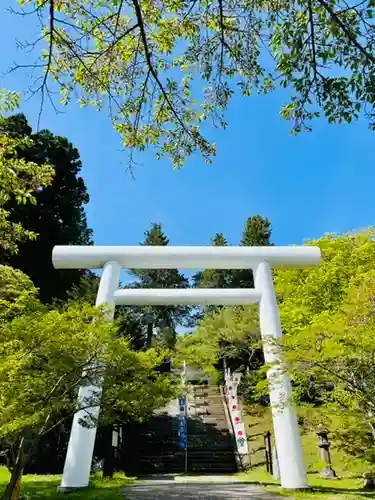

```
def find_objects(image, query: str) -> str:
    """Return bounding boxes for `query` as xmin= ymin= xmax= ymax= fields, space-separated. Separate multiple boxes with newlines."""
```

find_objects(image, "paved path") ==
xmin=124 ymin=478 xmax=280 ymax=500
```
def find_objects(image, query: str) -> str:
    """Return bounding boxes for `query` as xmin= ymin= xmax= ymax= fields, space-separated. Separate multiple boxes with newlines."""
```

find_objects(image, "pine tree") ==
xmin=240 ymin=215 xmax=272 ymax=247
xmin=233 ymin=215 xmax=273 ymax=288
xmin=194 ymin=232 xmax=233 ymax=289
xmin=130 ymin=223 xmax=191 ymax=349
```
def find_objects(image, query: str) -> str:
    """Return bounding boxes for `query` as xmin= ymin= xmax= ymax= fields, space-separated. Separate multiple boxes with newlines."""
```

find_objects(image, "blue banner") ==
xmin=178 ymin=395 xmax=187 ymax=449
xmin=178 ymin=395 xmax=186 ymax=414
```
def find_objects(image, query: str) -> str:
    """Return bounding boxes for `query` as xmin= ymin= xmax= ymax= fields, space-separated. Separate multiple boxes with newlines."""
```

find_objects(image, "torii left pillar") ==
xmin=60 ymin=261 xmax=121 ymax=490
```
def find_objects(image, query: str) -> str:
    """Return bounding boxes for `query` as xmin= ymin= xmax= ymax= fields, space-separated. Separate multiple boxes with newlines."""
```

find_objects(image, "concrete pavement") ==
xmin=124 ymin=476 xmax=281 ymax=499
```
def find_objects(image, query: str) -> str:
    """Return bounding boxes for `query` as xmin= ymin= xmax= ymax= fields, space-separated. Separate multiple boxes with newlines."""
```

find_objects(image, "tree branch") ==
xmin=90 ymin=23 xmax=139 ymax=65
xmin=218 ymin=0 xmax=226 ymax=77
xmin=307 ymin=0 xmax=321 ymax=104
xmin=316 ymin=0 xmax=375 ymax=64
xmin=131 ymin=0 xmax=194 ymax=140
xmin=35 ymin=0 xmax=55 ymax=129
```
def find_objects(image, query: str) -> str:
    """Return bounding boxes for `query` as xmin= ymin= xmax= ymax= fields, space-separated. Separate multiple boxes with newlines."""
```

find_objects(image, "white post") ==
xmin=255 ymin=262 xmax=307 ymax=490
xmin=60 ymin=261 xmax=121 ymax=490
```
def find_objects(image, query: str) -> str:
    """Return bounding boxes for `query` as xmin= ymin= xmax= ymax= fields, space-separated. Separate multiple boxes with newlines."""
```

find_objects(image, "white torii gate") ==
xmin=52 ymin=245 xmax=321 ymax=490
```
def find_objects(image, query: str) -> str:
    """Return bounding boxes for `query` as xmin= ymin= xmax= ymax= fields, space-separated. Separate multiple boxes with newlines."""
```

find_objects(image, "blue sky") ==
xmin=1 ymin=5 xmax=374 ymax=274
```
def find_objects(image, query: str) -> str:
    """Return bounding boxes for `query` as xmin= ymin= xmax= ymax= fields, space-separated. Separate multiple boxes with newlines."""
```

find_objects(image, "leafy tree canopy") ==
xmin=0 ymin=265 xmax=42 ymax=321
xmin=0 ymin=298 xmax=176 ymax=498
xmin=0 ymin=113 xmax=93 ymax=303
xmin=11 ymin=0 xmax=375 ymax=167
xmin=174 ymin=305 xmax=260 ymax=375
xmin=241 ymin=215 xmax=272 ymax=247
xmin=283 ymin=267 xmax=375 ymax=460
xmin=0 ymin=264 xmax=37 ymax=302
xmin=65 ymin=271 xmax=100 ymax=305
xmin=275 ymin=228 xmax=375 ymax=335
xmin=265 ymin=229 xmax=375 ymax=458
xmin=181 ymin=228 xmax=375 ymax=412
xmin=0 ymin=100 xmax=53 ymax=254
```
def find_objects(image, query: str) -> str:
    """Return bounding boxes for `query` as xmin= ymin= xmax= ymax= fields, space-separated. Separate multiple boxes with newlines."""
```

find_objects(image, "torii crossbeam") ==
xmin=52 ymin=244 xmax=321 ymax=490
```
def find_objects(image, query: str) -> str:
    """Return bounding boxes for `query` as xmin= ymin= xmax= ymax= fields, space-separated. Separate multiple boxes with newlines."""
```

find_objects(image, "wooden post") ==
xmin=264 ymin=431 xmax=273 ymax=475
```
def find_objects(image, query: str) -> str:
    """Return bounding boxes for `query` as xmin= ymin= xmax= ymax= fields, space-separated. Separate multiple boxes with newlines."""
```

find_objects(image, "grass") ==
xmin=240 ymin=405 xmax=375 ymax=499
xmin=237 ymin=469 xmax=375 ymax=500
xmin=0 ymin=467 xmax=134 ymax=499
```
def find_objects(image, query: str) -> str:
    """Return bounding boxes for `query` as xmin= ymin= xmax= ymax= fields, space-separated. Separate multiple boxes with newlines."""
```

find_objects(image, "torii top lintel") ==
xmin=52 ymin=245 xmax=321 ymax=270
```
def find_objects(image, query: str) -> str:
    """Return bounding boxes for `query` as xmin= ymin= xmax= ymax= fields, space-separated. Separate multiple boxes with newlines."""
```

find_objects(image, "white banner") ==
xmin=231 ymin=410 xmax=242 ymax=426
xmin=234 ymin=422 xmax=248 ymax=454
xmin=225 ymin=378 xmax=232 ymax=392
xmin=229 ymin=397 xmax=239 ymax=412
xmin=225 ymin=373 xmax=247 ymax=456
xmin=231 ymin=384 xmax=238 ymax=399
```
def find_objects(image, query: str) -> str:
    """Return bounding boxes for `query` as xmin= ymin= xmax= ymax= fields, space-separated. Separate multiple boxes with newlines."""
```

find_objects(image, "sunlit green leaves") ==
xmin=0 ymin=90 xmax=20 ymax=114
xmin=276 ymin=229 xmax=375 ymax=450
xmin=174 ymin=305 xmax=260 ymax=374
xmin=0 ymin=298 xmax=177 ymax=462
xmin=0 ymin=120 xmax=54 ymax=253
xmin=15 ymin=0 xmax=375 ymax=166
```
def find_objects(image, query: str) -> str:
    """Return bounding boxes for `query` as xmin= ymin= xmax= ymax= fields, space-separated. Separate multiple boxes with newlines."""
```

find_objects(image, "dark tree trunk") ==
xmin=146 ymin=322 xmax=153 ymax=349
xmin=2 ymin=439 xmax=25 ymax=500
xmin=102 ymin=426 xmax=114 ymax=480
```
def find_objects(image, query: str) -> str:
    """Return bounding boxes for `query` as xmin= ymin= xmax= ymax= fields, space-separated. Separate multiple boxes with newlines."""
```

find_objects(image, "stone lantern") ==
xmin=316 ymin=428 xmax=336 ymax=478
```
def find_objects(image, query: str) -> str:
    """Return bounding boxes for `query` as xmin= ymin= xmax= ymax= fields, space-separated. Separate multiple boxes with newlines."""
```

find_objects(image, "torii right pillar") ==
xmin=255 ymin=261 xmax=307 ymax=489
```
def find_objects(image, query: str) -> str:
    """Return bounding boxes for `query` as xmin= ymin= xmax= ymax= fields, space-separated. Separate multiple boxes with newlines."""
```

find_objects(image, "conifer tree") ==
xmin=130 ymin=223 xmax=191 ymax=349
xmin=233 ymin=215 xmax=273 ymax=289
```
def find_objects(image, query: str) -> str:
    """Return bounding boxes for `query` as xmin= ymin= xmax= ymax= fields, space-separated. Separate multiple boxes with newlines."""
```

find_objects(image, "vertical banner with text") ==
xmin=226 ymin=373 xmax=249 ymax=457
xmin=178 ymin=395 xmax=188 ymax=471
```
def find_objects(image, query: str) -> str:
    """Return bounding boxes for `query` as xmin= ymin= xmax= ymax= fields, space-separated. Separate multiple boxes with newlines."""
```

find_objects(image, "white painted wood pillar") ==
xmin=60 ymin=261 xmax=121 ymax=490
xmin=255 ymin=262 xmax=307 ymax=489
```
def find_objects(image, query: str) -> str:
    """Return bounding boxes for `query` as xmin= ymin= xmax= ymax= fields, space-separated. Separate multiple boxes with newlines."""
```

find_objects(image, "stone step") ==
xmin=191 ymin=408 xmax=225 ymax=414
xmin=188 ymin=435 xmax=232 ymax=448
xmin=192 ymin=404 xmax=224 ymax=409
xmin=193 ymin=386 xmax=221 ymax=392
xmin=134 ymin=463 xmax=237 ymax=474
xmin=192 ymin=390 xmax=221 ymax=394
xmin=139 ymin=460 xmax=237 ymax=471
xmin=192 ymin=396 xmax=221 ymax=399
xmin=187 ymin=428 xmax=231 ymax=435
xmin=188 ymin=463 xmax=238 ymax=474
xmin=186 ymin=454 xmax=236 ymax=461
xmin=192 ymin=406 xmax=225 ymax=412
xmin=119 ymin=385 xmax=240 ymax=476
xmin=198 ymin=416 xmax=227 ymax=422
xmin=139 ymin=450 xmax=235 ymax=459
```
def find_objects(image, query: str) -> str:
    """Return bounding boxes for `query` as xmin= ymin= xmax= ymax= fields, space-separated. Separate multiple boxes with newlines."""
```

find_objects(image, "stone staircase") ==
xmin=186 ymin=385 xmax=237 ymax=473
xmin=118 ymin=385 xmax=237 ymax=475
xmin=119 ymin=414 xmax=184 ymax=475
